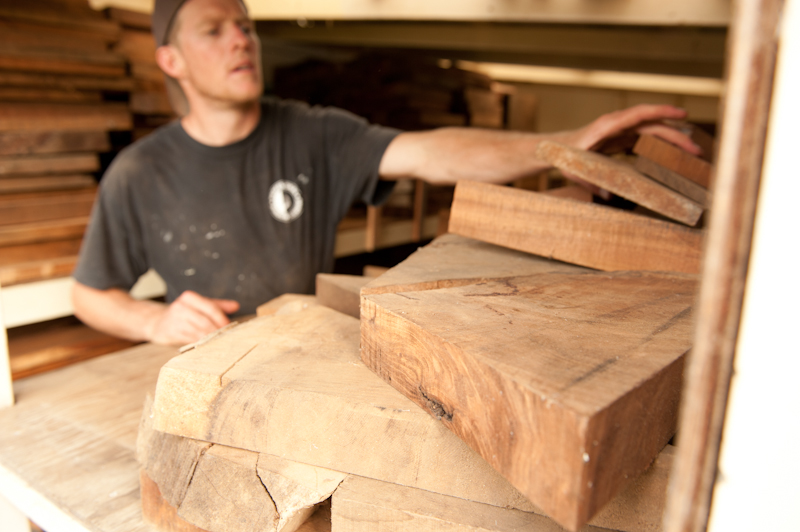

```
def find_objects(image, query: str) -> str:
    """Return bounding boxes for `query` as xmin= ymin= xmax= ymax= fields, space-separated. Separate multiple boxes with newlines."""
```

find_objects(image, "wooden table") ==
xmin=0 ymin=343 xmax=178 ymax=532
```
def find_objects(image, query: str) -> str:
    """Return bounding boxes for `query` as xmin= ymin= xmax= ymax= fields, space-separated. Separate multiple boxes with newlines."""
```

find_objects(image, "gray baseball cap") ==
xmin=151 ymin=0 xmax=188 ymax=47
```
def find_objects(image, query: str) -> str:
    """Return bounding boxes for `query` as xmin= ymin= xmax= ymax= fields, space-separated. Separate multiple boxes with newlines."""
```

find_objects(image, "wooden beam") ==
xmin=315 ymin=273 xmax=369 ymax=319
xmin=0 ymin=71 xmax=134 ymax=92
xmin=634 ymin=156 xmax=712 ymax=207
xmin=0 ymin=175 xmax=97 ymax=194
xmin=0 ymin=190 xmax=97 ymax=228
xmin=0 ymin=256 xmax=77 ymax=287
xmin=536 ymin=140 xmax=703 ymax=225
xmin=0 ymin=284 xmax=12 ymax=409
xmin=448 ymin=181 xmax=703 ymax=274
xmin=634 ymin=134 xmax=713 ymax=188
xmin=362 ymin=268 xmax=696 ymax=530
xmin=0 ymin=154 xmax=99 ymax=177
xmin=0 ymin=103 xmax=132 ymax=132
xmin=0 ymin=217 xmax=88 ymax=247
xmin=0 ymin=48 xmax=126 ymax=78
xmin=663 ymin=0 xmax=784 ymax=530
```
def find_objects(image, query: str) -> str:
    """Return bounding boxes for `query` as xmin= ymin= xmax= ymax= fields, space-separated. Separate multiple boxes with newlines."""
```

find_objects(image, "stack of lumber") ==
xmin=274 ymin=54 xmax=535 ymax=132
xmin=107 ymin=7 xmax=176 ymax=139
xmin=0 ymin=0 xmax=133 ymax=287
xmin=142 ymin=232 xmax=687 ymax=532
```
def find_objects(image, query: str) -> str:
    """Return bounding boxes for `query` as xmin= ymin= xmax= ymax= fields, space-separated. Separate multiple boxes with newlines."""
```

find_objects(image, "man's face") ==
xmin=171 ymin=0 xmax=262 ymax=106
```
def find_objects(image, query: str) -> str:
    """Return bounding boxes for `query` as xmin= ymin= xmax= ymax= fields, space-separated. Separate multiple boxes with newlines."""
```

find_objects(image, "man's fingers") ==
xmin=635 ymin=124 xmax=703 ymax=156
xmin=212 ymin=298 xmax=241 ymax=315
xmin=175 ymin=290 xmax=232 ymax=329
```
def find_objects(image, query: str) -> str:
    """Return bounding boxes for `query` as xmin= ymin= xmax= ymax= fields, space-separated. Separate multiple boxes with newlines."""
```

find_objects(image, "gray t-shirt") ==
xmin=74 ymin=98 xmax=400 ymax=315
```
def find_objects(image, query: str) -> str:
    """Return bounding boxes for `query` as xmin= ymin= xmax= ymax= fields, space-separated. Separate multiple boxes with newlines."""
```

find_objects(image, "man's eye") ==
xmin=207 ymin=27 xmax=220 ymax=36
xmin=239 ymin=23 xmax=252 ymax=35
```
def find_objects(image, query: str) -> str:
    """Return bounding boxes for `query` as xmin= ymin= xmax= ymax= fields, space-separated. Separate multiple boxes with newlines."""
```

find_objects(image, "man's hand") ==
xmin=570 ymin=104 xmax=703 ymax=156
xmin=145 ymin=290 xmax=240 ymax=346
xmin=72 ymin=282 xmax=240 ymax=347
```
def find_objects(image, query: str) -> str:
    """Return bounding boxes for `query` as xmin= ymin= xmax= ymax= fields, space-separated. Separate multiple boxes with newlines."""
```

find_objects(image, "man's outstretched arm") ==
xmin=379 ymin=104 xmax=702 ymax=185
xmin=72 ymin=282 xmax=240 ymax=346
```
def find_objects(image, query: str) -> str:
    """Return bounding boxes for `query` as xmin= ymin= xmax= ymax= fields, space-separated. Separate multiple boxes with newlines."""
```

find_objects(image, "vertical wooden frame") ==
xmin=0 ymin=284 xmax=13 ymax=409
xmin=663 ymin=0 xmax=784 ymax=530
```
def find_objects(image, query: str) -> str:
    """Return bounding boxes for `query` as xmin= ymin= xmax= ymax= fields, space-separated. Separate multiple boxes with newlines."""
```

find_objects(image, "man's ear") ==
xmin=155 ymin=45 xmax=185 ymax=80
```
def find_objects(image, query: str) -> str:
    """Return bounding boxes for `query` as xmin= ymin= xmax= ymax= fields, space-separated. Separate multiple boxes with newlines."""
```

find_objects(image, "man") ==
xmin=71 ymin=0 xmax=701 ymax=346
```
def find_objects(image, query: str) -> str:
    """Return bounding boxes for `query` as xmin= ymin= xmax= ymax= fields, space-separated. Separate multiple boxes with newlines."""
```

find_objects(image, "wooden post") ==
xmin=0 ymin=284 xmax=13 ymax=409
xmin=411 ymin=179 xmax=426 ymax=242
xmin=365 ymin=205 xmax=382 ymax=253
xmin=662 ymin=0 xmax=783 ymax=531
xmin=707 ymin=0 xmax=800 ymax=529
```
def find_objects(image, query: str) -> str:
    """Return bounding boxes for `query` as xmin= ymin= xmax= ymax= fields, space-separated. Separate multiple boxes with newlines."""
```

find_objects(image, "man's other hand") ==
xmin=145 ymin=290 xmax=240 ymax=346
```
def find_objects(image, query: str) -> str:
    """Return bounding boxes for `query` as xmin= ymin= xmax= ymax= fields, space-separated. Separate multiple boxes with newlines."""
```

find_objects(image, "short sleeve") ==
xmin=72 ymin=152 xmax=149 ymax=291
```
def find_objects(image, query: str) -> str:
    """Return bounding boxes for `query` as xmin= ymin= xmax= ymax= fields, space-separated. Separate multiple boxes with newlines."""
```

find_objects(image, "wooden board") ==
xmin=0 ymin=189 xmax=96 ymax=226
xmin=113 ymin=29 xmax=156 ymax=63
xmin=255 ymin=293 xmax=318 ymax=317
xmin=633 ymin=134 xmax=713 ymax=188
xmin=0 ymin=71 xmax=134 ymax=92
xmin=151 ymin=280 xmax=675 ymax=532
xmin=0 ymin=6 xmax=121 ymax=40
xmin=0 ymin=87 xmax=102 ymax=104
xmin=332 ymin=475 xmax=610 ymax=532
xmin=131 ymin=91 xmax=173 ymax=115
xmin=0 ymin=238 xmax=83 ymax=267
xmin=139 ymin=395 xmax=345 ymax=532
xmin=0 ymin=216 xmax=88 ymax=246
xmin=0 ymin=174 xmax=96 ymax=194
xmin=0 ymin=153 xmax=99 ymax=177
xmin=536 ymin=140 xmax=703 ymax=226
xmin=315 ymin=273 xmax=370 ymax=318
xmin=106 ymin=7 xmax=152 ymax=30
xmin=0 ymin=343 xmax=179 ymax=532
xmin=0 ymin=103 xmax=132 ymax=132
xmin=448 ymin=181 xmax=703 ymax=274
xmin=0 ymin=19 xmax=110 ymax=53
xmin=6 ymin=316 xmax=135 ymax=380
xmin=0 ymin=255 xmax=77 ymax=287
xmin=634 ymin=156 xmax=711 ymax=207
xmin=361 ymin=268 xmax=697 ymax=530
xmin=0 ymin=48 xmax=126 ymax=78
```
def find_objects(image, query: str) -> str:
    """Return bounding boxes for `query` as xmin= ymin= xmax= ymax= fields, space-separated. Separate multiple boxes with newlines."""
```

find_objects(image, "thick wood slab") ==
xmin=633 ymin=134 xmax=713 ymax=188
xmin=361 ymin=268 xmax=697 ymax=530
xmin=536 ymin=140 xmax=703 ymax=226
xmin=255 ymin=293 xmax=317 ymax=317
xmin=634 ymin=156 xmax=711 ymax=207
xmin=315 ymin=273 xmax=371 ymax=318
xmin=332 ymin=476 xmax=609 ymax=532
xmin=152 ymin=291 xmax=674 ymax=532
xmin=448 ymin=181 xmax=703 ymax=274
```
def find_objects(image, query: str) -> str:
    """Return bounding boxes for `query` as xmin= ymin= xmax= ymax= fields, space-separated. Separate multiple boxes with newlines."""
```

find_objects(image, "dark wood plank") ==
xmin=0 ymin=153 xmax=99 ymax=176
xmin=663 ymin=0 xmax=784 ymax=531
xmin=0 ymin=188 xmax=96 ymax=225
xmin=634 ymin=155 xmax=712 ymax=207
xmin=0 ymin=102 xmax=132 ymax=132
xmin=0 ymin=47 xmax=126 ymax=78
xmin=0 ymin=174 xmax=96 ymax=194
xmin=0 ymin=216 xmax=88 ymax=246
xmin=362 ymin=268 xmax=696 ymax=530
xmin=536 ymin=140 xmax=703 ymax=226
xmin=106 ymin=7 xmax=152 ymax=30
xmin=315 ymin=273 xmax=370 ymax=318
xmin=633 ymin=134 xmax=713 ymax=188
xmin=0 ymin=255 xmax=77 ymax=286
xmin=448 ymin=180 xmax=703 ymax=274
xmin=113 ymin=29 xmax=156 ymax=64
xmin=0 ymin=87 xmax=103 ymax=104
xmin=0 ymin=71 xmax=134 ymax=92
xmin=0 ymin=237 xmax=83 ymax=266
xmin=0 ymin=131 xmax=109 ymax=156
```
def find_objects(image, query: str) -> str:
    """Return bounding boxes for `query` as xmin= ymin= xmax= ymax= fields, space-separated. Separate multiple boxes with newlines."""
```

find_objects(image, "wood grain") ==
xmin=0 ymin=217 xmax=88 ymax=246
xmin=255 ymin=293 xmax=317 ymax=317
xmin=0 ymin=48 xmax=126 ymax=78
xmin=0 ymin=238 xmax=83 ymax=267
xmin=536 ymin=140 xmax=703 ymax=225
xmin=0 ymin=131 xmax=109 ymax=157
xmin=0 ymin=153 xmax=99 ymax=176
xmin=634 ymin=156 xmax=711 ymax=207
xmin=633 ymin=135 xmax=713 ymax=188
xmin=113 ymin=29 xmax=156 ymax=64
xmin=332 ymin=476 xmax=609 ymax=532
xmin=362 ymin=269 xmax=696 ymax=530
xmin=0 ymin=189 xmax=96 ymax=226
xmin=0 ymin=174 xmax=96 ymax=194
xmin=663 ymin=0 xmax=784 ymax=531
xmin=315 ymin=273 xmax=370 ymax=318
xmin=0 ymin=103 xmax=132 ymax=132
xmin=106 ymin=8 xmax=152 ymax=30
xmin=0 ymin=256 xmax=77 ymax=287
xmin=448 ymin=181 xmax=703 ymax=274
xmin=141 ymin=470 xmax=211 ymax=532
xmin=0 ymin=71 xmax=134 ymax=92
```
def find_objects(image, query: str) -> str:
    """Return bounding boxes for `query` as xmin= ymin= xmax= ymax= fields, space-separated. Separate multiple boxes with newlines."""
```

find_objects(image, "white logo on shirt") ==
xmin=268 ymin=180 xmax=304 ymax=223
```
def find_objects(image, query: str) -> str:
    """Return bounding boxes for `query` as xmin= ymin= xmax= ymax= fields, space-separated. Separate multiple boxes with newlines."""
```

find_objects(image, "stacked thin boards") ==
xmin=0 ymin=0 xmax=134 ymax=286
xmin=145 ymin=236 xmax=682 ymax=532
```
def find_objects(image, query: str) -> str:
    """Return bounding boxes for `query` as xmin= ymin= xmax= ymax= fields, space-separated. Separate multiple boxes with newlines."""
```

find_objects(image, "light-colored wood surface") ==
xmin=255 ymin=293 xmax=317 ymax=317
xmin=140 ymin=470 xmax=211 ymax=532
xmin=0 ymin=494 xmax=31 ymax=532
xmin=0 ymin=343 xmax=179 ymax=532
xmin=332 ymin=475 xmax=610 ymax=532
xmin=536 ymin=140 xmax=703 ymax=225
xmin=362 ymin=268 xmax=696 ymax=531
xmin=90 ymin=0 xmax=731 ymax=26
xmin=634 ymin=156 xmax=711 ymax=207
xmin=663 ymin=0 xmax=784 ymax=531
xmin=315 ymin=273 xmax=369 ymax=319
xmin=0 ymin=284 xmax=11 ymax=408
xmin=448 ymin=181 xmax=703 ymax=274
xmin=633 ymin=135 xmax=712 ymax=188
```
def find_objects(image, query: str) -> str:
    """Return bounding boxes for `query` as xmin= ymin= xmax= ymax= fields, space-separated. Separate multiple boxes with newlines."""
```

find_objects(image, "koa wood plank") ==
xmin=535 ymin=140 xmax=703 ymax=226
xmin=361 ymin=265 xmax=698 ymax=530
xmin=315 ymin=273 xmax=371 ymax=318
xmin=0 ymin=153 xmax=99 ymax=176
xmin=332 ymin=476 xmax=610 ymax=532
xmin=448 ymin=181 xmax=703 ymax=274
xmin=0 ymin=174 xmax=96 ymax=194
xmin=634 ymin=156 xmax=711 ymax=207
xmin=0 ymin=131 xmax=109 ymax=156
xmin=0 ymin=71 xmax=134 ymax=92
xmin=0 ymin=103 xmax=132 ymax=132
xmin=0 ymin=216 xmax=88 ymax=246
xmin=0 ymin=255 xmax=77 ymax=287
xmin=633 ymin=134 xmax=713 ymax=188
xmin=0 ymin=189 xmax=96 ymax=226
